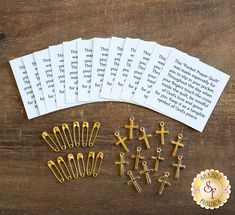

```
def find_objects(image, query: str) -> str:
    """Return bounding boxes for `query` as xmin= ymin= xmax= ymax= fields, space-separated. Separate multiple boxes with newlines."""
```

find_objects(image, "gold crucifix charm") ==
xmin=114 ymin=132 xmax=129 ymax=152
xmin=172 ymin=156 xmax=186 ymax=179
xmin=171 ymin=134 xmax=184 ymax=157
xmin=140 ymin=161 xmax=153 ymax=184
xmin=158 ymin=172 xmax=171 ymax=195
xmin=115 ymin=152 xmax=129 ymax=176
xmin=125 ymin=116 xmax=138 ymax=140
xmin=151 ymin=148 xmax=165 ymax=174
xmin=156 ymin=121 xmax=169 ymax=145
xmin=127 ymin=170 xmax=141 ymax=193
xmin=131 ymin=147 xmax=145 ymax=170
xmin=138 ymin=127 xmax=152 ymax=149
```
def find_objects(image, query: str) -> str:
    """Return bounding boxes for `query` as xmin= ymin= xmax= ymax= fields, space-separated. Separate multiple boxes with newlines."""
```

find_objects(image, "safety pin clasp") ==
xmin=82 ymin=122 xmax=89 ymax=147
xmin=42 ymin=131 xmax=60 ymax=152
xmin=86 ymin=151 xmax=95 ymax=176
xmin=73 ymin=121 xmax=80 ymax=147
xmin=88 ymin=122 xmax=100 ymax=147
xmin=93 ymin=152 xmax=104 ymax=177
xmin=68 ymin=153 xmax=79 ymax=178
xmin=47 ymin=160 xmax=64 ymax=183
xmin=57 ymin=156 xmax=72 ymax=180
xmin=62 ymin=123 xmax=74 ymax=148
xmin=77 ymin=152 xmax=86 ymax=177
xmin=53 ymin=126 xmax=66 ymax=150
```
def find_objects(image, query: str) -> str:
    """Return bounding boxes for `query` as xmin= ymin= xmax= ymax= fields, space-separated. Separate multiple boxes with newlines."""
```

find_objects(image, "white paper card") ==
xmin=110 ymin=38 xmax=139 ymax=99
xmin=90 ymin=38 xmax=110 ymax=101
xmin=34 ymin=49 xmax=57 ymax=112
xmin=22 ymin=54 xmax=47 ymax=115
xmin=132 ymin=44 xmax=172 ymax=104
xmin=9 ymin=58 xmax=40 ymax=119
xmin=49 ymin=44 xmax=65 ymax=107
xmin=77 ymin=39 xmax=93 ymax=101
xmin=145 ymin=49 xmax=230 ymax=132
xmin=63 ymin=39 xmax=80 ymax=103
xmin=120 ymin=40 xmax=156 ymax=101
xmin=100 ymin=37 xmax=125 ymax=99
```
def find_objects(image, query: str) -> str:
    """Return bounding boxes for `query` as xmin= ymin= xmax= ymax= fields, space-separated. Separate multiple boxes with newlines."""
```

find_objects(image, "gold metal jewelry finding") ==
xmin=86 ymin=151 xmax=95 ymax=176
xmin=53 ymin=126 xmax=66 ymax=150
xmin=93 ymin=152 xmax=104 ymax=177
xmin=114 ymin=132 xmax=129 ymax=152
xmin=172 ymin=155 xmax=186 ymax=179
xmin=62 ymin=123 xmax=74 ymax=148
xmin=42 ymin=131 xmax=60 ymax=152
xmin=82 ymin=122 xmax=89 ymax=147
xmin=171 ymin=134 xmax=184 ymax=157
xmin=131 ymin=147 xmax=145 ymax=170
xmin=138 ymin=127 xmax=152 ymax=149
xmin=115 ymin=152 xmax=129 ymax=176
xmin=140 ymin=161 xmax=153 ymax=184
xmin=47 ymin=160 xmax=64 ymax=183
xmin=156 ymin=121 xmax=169 ymax=145
xmin=158 ymin=172 xmax=171 ymax=195
xmin=57 ymin=156 xmax=72 ymax=180
xmin=127 ymin=170 xmax=141 ymax=193
xmin=151 ymin=148 xmax=165 ymax=174
xmin=88 ymin=122 xmax=100 ymax=147
xmin=73 ymin=121 xmax=80 ymax=147
xmin=77 ymin=152 xmax=85 ymax=177
xmin=125 ymin=116 xmax=138 ymax=140
xmin=68 ymin=153 xmax=79 ymax=178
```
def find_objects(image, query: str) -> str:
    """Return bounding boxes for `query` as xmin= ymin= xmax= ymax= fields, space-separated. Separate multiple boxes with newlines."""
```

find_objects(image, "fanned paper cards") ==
xmin=9 ymin=58 xmax=39 ymax=119
xmin=63 ymin=39 xmax=80 ymax=103
xmin=145 ymin=49 xmax=230 ymax=132
xmin=49 ymin=44 xmax=66 ymax=107
xmin=9 ymin=37 xmax=230 ymax=132
xmin=90 ymin=38 xmax=110 ymax=101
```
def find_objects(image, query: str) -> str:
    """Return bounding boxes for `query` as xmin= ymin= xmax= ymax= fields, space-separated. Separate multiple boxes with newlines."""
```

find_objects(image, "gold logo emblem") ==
xmin=191 ymin=169 xmax=231 ymax=209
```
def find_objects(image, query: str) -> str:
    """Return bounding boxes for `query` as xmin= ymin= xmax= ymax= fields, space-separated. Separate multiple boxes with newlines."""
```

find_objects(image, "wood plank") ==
xmin=0 ymin=0 xmax=234 ymax=214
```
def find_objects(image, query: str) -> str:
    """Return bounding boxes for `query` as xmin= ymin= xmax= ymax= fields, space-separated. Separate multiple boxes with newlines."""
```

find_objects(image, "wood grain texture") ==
xmin=0 ymin=0 xmax=234 ymax=214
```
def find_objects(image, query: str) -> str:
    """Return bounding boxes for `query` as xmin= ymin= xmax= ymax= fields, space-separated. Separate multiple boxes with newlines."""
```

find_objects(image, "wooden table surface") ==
xmin=0 ymin=0 xmax=234 ymax=214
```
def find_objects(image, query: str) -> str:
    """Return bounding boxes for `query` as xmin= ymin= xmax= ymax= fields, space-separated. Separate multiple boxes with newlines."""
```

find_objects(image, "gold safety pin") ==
xmin=53 ymin=126 xmax=66 ymax=150
xmin=67 ymin=153 xmax=79 ymax=178
xmin=82 ymin=122 xmax=89 ymax=147
xmin=93 ymin=152 xmax=104 ymax=177
xmin=86 ymin=151 xmax=95 ymax=176
xmin=42 ymin=131 xmax=60 ymax=152
xmin=47 ymin=160 xmax=64 ymax=183
xmin=88 ymin=122 xmax=100 ymax=147
xmin=73 ymin=121 xmax=80 ymax=147
xmin=62 ymin=123 xmax=74 ymax=148
xmin=77 ymin=152 xmax=85 ymax=177
xmin=57 ymin=156 xmax=72 ymax=180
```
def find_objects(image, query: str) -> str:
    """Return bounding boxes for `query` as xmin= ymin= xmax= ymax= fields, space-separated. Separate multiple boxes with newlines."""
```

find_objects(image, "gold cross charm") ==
xmin=172 ymin=156 xmax=186 ymax=179
xmin=151 ymin=148 xmax=165 ymax=174
xmin=125 ymin=116 xmax=138 ymax=140
xmin=131 ymin=147 xmax=145 ymax=170
xmin=115 ymin=152 xmax=129 ymax=176
xmin=156 ymin=121 xmax=169 ymax=145
xmin=127 ymin=170 xmax=141 ymax=193
xmin=114 ymin=132 xmax=129 ymax=152
xmin=171 ymin=134 xmax=184 ymax=157
xmin=140 ymin=161 xmax=153 ymax=184
xmin=138 ymin=127 xmax=152 ymax=149
xmin=158 ymin=172 xmax=171 ymax=195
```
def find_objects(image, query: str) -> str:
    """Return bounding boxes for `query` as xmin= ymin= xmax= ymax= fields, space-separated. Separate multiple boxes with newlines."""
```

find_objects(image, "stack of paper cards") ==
xmin=9 ymin=37 xmax=230 ymax=132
